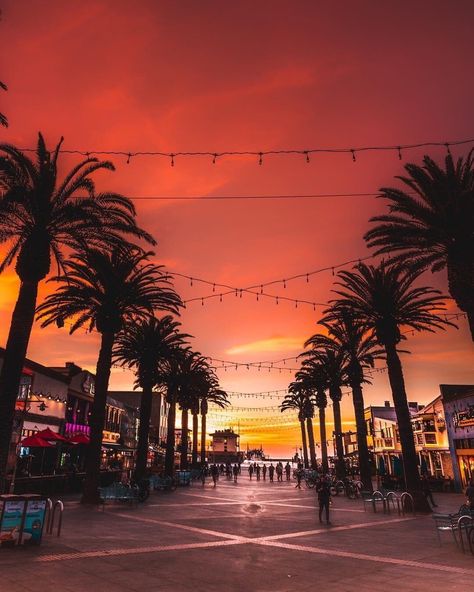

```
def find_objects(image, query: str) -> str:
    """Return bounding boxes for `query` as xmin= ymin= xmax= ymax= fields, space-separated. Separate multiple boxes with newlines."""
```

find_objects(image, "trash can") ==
xmin=0 ymin=494 xmax=47 ymax=547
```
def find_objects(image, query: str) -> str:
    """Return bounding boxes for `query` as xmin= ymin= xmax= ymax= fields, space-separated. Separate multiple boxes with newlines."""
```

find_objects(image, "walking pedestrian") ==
xmin=256 ymin=464 xmax=261 ymax=481
xmin=232 ymin=463 xmax=239 ymax=483
xmin=269 ymin=463 xmax=275 ymax=482
xmin=295 ymin=467 xmax=303 ymax=489
xmin=285 ymin=462 xmax=291 ymax=481
xmin=276 ymin=462 xmax=283 ymax=482
xmin=262 ymin=464 xmax=267 ymax=480
xmin=210 ymin=464 xmax=219 ymax=488
xmin=466 ymin=476 xmax=474 ymax=506
xmin=317 ymin=477 xmax=331 ymax=524
xmin=248 ymin=463 xmax=254 ymax=480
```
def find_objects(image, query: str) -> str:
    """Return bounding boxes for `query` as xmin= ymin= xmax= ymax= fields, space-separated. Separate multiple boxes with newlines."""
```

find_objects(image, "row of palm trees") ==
xmin=0 ymin=135 xmax=227 ymax=503
xmin=282 ymin=150 xmax=474 ymax=512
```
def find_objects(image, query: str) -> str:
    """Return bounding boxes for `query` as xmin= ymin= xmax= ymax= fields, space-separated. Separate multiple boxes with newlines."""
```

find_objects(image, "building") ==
xmin=0 ymin=347 xmax=69 ymax=475
xmin=109 ymin=390 xmax=169 ymax=468
xmin=441 ymin=384 xmax=474 ymax=491
xmin=412 ymin=395 xmax=453 ymax=479
xmin=210 ymin=429 xmax=242 ymax=464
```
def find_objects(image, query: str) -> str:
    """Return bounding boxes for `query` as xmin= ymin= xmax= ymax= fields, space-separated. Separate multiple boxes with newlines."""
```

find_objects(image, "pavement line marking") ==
xmin=113 ymin=512 xmax=248 ymax=541
xmin=256 ymin=539 xmax=474 ymax=575
xmin=34 ymin=539 xmax=242 ymax=563
xmin=258 ymin=516 xmax=417 ymax=541
xmin=180 ymin=491 xmax=238 ymax=503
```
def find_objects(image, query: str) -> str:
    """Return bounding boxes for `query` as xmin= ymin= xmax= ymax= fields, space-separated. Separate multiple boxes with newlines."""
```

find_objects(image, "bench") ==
xmin=98 ymin=483 xmax=139 ymax=508
xmin=149 ymin=474 xmax=177 ymax=491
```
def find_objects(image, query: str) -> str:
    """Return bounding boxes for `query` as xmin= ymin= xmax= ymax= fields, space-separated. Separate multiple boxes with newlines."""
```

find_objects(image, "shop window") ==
xmin=425 ymin=434 xmax=437 ymax=445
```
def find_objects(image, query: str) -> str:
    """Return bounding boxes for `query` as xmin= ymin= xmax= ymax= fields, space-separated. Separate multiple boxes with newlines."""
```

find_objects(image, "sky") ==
xmin=1 ymin=0 xmax=473 ymax=456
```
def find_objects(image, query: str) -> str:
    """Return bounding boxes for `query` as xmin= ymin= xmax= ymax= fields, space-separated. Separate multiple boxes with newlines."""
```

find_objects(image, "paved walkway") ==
xmin=1 ymin=476 xmax=473 ymax=591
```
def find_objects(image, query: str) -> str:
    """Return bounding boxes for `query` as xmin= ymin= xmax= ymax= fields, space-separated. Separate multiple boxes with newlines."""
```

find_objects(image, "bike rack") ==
xmin=385 ymin=491 xmax=401 ymax=515
xmin=400 ymin=492 xmax=415 ymax=516
xmin=372 ymin=490 xmax=385 ymax=513
xmin=44 ymin=498 xmax=53 ymax=535
xmin=47 ymin=500 xmax=64 ymax=537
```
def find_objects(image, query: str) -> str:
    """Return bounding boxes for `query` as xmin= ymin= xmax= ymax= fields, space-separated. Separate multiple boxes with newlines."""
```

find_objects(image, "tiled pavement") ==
xmin=1 ymin=477 xmax=473 ymax=591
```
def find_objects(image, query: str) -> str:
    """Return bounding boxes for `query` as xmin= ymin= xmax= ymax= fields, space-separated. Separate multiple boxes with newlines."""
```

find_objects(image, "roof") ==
xmin=0 ymin=347 xmax=69 ymax=384
xmin=440 ymin=384 xmax=474 ymax=402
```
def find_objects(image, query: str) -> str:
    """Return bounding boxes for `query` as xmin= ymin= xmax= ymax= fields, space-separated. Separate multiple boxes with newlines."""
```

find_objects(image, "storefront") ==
xmin=441 ymin=384 xmax=474 ymax=491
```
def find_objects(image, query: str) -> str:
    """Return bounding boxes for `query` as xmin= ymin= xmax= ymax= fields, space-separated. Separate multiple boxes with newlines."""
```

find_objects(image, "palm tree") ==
xmin=0 ymin=81 xmax=7 ymax=127
xmin=295 ymin=364 xmax=329 ymax=474
xmin=0 ymin=134 xmax=153 ymax=489
xmin=37 ymin=246 xmax=181 ymax=503
xmin=334 ymin=261 xmax=453 ymax=511
xmin=289 ymin=380 xmax=317 ymax=468
xmin=301 ymin=345 xmax=347 ymax=480
xmin=281 ymin=390 xmax=309 ymax=468
xmin=200 ymin=385 xmax=228 ymax=465
xmin=314 ymin=308 xmax=382 ymax=490
xmin=364 ymin=152 xmax=474 ymax=340
xmin=177 ymin=354 xmax=211 ymax=470
xmin=113 ymin=316 xmax=190 ymax=482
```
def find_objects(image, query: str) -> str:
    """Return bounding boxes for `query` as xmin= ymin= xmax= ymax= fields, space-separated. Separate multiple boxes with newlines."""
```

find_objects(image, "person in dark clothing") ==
xmin=256 ymin=464 xmax=261 ymax=480
xmin=465 ymin=477 xmax=474 ymax=506
xmin=295 ymin=468 xmax=303 ymax=489
xmin=317 ymin=478 xmax=331 ymax=524
xmin=248 ymin=464 xmax=254 ymax=480
xmin=210 ymin=464 xmax=219 ymax=487
xmin=421 ymin=475 xmax=438 ymax=508
xmin=262 ymin=464 xmax=267 ymax=480
xmin=285 ymin=462 xmax=291 ymax=481
xmin=232 ymin=464 xmax=239 ymax=483
xmin=269 ymin=463 xmax=275 ymax=482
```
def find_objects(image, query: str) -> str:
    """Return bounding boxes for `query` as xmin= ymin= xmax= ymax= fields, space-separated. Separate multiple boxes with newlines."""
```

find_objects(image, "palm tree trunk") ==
xmin=82 ymin=331 xmax=115 ymax=504
xmin=385 ymin=342 xmax=430 ymax=512
xmin=306 ymin=417 xmax=317 ymax=468
xmin=200 ymin=413 xmax=207 ymax=464
xmin=300 ymin=419 xmax=309 ymax=468
xmin=192 ymin=411 xmax=198 ymax=466
xmin=319 ymin=406 xmax=329 ymax=474
xmin=331 ymin=388 xmax=346 ymax=480
xmin=350 ymin=381 xmax=372 ymax=491
xmin=447 ymin=259 xmax=474 ymax=342
xmin=180 ymin=408 xmax=189 ymax=470
xmin=134 ymin=384 xmax=153 ymax=482
xmin=0 ymin=279 xmax=39 ymax=492
xmin=164 ymin=387 xmax=177 ymax=477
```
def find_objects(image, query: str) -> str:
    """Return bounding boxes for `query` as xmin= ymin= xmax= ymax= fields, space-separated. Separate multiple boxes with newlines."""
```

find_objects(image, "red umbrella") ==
xmin=69 ymin=433 xmax=90 ymax=445
xmin=36 ymin=427 xmax=69 ymax=442
xmin=20 ymin=435 xmax=53 ymax=447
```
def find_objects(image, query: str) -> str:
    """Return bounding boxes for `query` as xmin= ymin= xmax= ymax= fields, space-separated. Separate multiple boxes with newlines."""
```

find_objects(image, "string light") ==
xmin=17 ymin=137 xmax=472 ymax=163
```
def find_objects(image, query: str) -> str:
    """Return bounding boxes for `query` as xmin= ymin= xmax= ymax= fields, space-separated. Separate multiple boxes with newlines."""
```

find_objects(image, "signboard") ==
xmin=22 ymin=499 xmax=47 ymax=545
xmin=0 ymin=499 xmax=25 ymax=546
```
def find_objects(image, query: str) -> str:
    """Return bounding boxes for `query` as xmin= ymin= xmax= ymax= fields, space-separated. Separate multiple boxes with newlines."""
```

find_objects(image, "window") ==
xmin=424 ymin=434 xmax=437 ymax=445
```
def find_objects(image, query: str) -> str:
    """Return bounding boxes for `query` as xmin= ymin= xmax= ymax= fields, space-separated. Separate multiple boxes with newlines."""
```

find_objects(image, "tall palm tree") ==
xmin=113 ymin=316 xmax=190 ymax=482
xmin=0 ymin=81 xmax=7 ymax=127
xmin=295 ymin=364 xmax=329 ymax=474
xmin=37 ymin=246 xmax=181 ymax=503
xmin=289 ymin=380 xmax=317 ymax=468
xmin=177 ymin=354 xmax=211 ymax=470
xmin=0 ymin=134 xmax=153 ymax=489
xmin=334 ymin=261 xmax=453 ymax=511
xmin=364 ymin=152 xmax=474 ymax=340
xmin=281 ymin=390 xmax=309 ymax=468
xmin=301 ymin=345 xmax=347 ymax=480
xmin=200 ymin=385 xmax=228 ymax=465
xmin=313 ymin=308 xmax=382 ymax=490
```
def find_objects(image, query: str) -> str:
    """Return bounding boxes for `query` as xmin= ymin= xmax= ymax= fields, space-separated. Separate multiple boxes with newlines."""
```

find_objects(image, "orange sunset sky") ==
xmin=1 ymin=1 xmax=473 ymax=457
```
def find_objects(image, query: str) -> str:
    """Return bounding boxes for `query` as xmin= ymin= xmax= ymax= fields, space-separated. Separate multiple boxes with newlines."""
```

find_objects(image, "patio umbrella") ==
xmin=69 ymin=433 xmax=90 ymax=444
xmin=20 ymin=435 xmax=53 ymax=447
xmin=20 ymin=436 xmax=52 ymax=474
xmin=36 ymin=427 xmax=69 ymax=442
